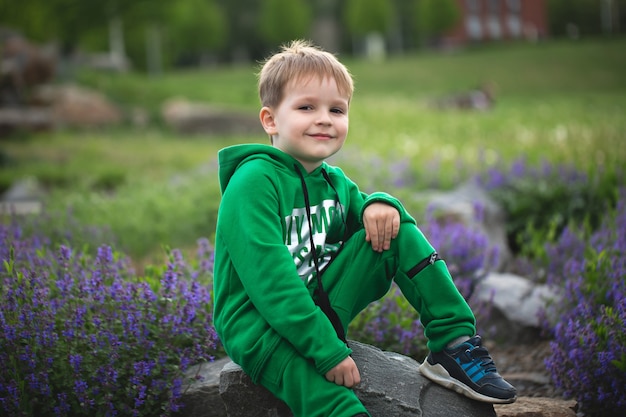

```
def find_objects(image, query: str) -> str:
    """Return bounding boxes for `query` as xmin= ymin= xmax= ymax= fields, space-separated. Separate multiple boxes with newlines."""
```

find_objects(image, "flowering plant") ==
xmin=0 ymin=222 xmax=218 ymax=416
xmin=541 ymin=189 xmax=626 ymax=416
xmin=477 ymin=156 xmax=617 ymax=256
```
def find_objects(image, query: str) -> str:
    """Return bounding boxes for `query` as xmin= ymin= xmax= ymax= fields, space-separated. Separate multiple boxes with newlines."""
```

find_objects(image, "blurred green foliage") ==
xmin=344 ymin=0 xmax=395 ymax=36
xmin=259 ymin=0 xmax=312 ymax=46
xmin=548 ymin=0 xmax=626 ymax=37
xmin=416 ymin=0 xmax=460 ymax=40
xmin=8 ymin=1 xmax=623 ymax=71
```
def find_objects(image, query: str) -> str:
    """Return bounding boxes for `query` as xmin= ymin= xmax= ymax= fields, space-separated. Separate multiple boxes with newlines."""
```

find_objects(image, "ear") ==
xmin=259 ymin=106 xmax=277 ymax=136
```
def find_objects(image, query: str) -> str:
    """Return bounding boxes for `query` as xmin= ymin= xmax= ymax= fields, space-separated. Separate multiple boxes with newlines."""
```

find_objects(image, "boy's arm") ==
xmin=362 ymin=202 xmax=400 ymax=252
xmin=217 ymin=163 xmax=351 ymax=375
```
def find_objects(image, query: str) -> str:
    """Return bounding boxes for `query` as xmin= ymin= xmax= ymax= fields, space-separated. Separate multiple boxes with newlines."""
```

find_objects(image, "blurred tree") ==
xmin=216 ymin=0 xmax=265 ymax=61
xmin=166 ymin=0 xmax=227 ymax=66
xmin=548 ymin=0 xmax=624 ymax=37
xmin=259 ymin=0 xmax=312 ymax=47
xmin=0 ymin=0 xmax=53 ymax=42
xmin=415 ymin=0 xmax=461 ymax=43
xmin=344 ymin=0 xmax=394 ymax=36
xmin=108 ymin=0 xmax=175 ymax=72
xmin=114 ymin=0 xmax=227 ymax=71
xmin=1 ymin=0 xmax=144 ymax=53
xmin=343 ymin=0 xmax=395 ymax=56
xmin=1 ymin=0 xmax=227 ymax=70
xmin=389 ymin=0 xmax=420 ymax=52
xmin=548 ymin=0 xmax=599 ymax=36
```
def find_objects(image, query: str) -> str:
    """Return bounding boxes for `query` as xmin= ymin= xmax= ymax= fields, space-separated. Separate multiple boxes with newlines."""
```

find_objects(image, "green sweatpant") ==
xmin=260 ymin=222 xmax=476 ymax=417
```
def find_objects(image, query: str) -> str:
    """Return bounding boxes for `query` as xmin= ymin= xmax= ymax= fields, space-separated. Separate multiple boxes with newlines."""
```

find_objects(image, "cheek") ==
xmin=285 ymin=115 xmax=306 ymax=130
xmin=339 ymin=120 xmax=349 ymax=136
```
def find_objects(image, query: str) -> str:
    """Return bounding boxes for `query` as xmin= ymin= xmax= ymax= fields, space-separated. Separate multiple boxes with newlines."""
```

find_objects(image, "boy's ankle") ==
xmin=446 ymin=335 xmax=471 ymax=349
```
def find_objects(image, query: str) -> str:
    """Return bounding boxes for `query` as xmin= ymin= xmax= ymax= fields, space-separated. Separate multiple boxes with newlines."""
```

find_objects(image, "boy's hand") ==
xmin=325 ymin=356 xmax=361 ymax=388
xmin=363 ymin=202 xmax=400 ymax=252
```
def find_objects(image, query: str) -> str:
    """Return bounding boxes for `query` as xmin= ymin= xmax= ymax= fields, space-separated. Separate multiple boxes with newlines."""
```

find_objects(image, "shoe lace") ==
xmin=461 ymin=344 xmax=497 ymax=374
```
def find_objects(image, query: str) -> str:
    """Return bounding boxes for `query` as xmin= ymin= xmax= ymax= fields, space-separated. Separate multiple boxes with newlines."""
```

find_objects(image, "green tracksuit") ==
xmin=213 ymin=144 xmax=476 ymax=417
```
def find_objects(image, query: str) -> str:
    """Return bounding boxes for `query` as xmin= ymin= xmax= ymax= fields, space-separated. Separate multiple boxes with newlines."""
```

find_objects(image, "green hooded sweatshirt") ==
xmin=213 ymin=144 xmax=416 ymax=383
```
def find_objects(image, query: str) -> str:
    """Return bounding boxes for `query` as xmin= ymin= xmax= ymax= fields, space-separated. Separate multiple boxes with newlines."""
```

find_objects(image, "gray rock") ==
xmin=161 ymin=98 xmax=261 ymax=136
xmin=494 ymin=397 xmax=577 ymax=417
xmin=218 ymin=341 xmax=496 ymax=417
xmin=474 ymin=273 xmax=560 ymax=343
xmin=0 ymin=177 xmax=44 ymax=215
xmin=34 ymin=84 xmax=123 ymax=127
xmin=0 ymin=107 xmax=54 ymax=134
xmin=175 ymin=357 xmax=231 ymax=417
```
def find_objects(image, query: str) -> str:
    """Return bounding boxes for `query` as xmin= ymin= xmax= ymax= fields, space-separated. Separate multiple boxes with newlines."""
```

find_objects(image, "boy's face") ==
xmin=260 ymin=75 xmax=349 ymax=172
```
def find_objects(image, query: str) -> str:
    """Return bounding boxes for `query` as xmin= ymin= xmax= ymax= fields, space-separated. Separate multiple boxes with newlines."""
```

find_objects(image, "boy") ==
xmin=213 ymin=40 xmax=516 ymax=417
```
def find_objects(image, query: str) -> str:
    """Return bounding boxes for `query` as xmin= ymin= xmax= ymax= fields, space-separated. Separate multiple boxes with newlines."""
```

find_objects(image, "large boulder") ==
xmin=218 ymin=341 xmax=496 ymax=417
xmin=176 ymin=342 xmax=574 ymax=417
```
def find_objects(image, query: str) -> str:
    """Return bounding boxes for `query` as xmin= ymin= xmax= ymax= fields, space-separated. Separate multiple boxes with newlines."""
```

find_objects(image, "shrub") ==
xmin=477 ymin=156 xmax=619 ymax=256
xmin=541 ymin=189 xmax=626 ymax=416
xmin=0 ymin=221 xmax=219 ymax=416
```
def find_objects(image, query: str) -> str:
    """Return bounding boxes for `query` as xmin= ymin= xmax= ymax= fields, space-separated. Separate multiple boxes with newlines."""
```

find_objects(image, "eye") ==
xmin=331 ymin=107 xmax=346 ymax=114
xmin=298 ymin=105 xmax=313 ymax=111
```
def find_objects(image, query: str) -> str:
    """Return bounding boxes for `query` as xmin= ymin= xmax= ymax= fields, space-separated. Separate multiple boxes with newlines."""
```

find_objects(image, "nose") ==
xmin=316 ymin=110 xmax=331 ymax=125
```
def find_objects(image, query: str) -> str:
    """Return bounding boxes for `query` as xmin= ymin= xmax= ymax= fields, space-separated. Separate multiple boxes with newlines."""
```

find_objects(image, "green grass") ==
xmin=345 ymin=38 xmax=626 ymax=168
xmin=2 ymin=37 xmax=625 ymax=261
xmin=1 ymin=129 xmax=246 ymax=190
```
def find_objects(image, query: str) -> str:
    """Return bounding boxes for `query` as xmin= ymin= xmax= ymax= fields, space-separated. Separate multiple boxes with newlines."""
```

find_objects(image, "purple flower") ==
xmin=69 ymin=354 xmax=82 ymax=373
xmin=1 ymin=222 xmax=220 ymax=416
xmin=542 ymin=189 xmax=626 ymax=415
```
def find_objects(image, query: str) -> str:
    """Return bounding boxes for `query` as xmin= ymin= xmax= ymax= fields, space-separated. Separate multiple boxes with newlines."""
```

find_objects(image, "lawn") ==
xmin=2 ymin=36 xmax=625 ymax=261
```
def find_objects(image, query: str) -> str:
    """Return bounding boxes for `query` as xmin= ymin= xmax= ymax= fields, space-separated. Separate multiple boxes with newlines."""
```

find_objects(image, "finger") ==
xmin=373 ymin=222 xmax=384 ymax=252
xmin=384 ymin=215 xmax=400 ymax=249
xmin=382 ymin=218 xmax=393 ymax=250
xmin=391 ymin=215 xmax=400 ymax=238
xmin=366 ymin=221 xmax=381 ymax=251
xmin=344 ymin=373 xmax=354 ymax=388
xmin=363 ymin=219 xmax=372 ymax=242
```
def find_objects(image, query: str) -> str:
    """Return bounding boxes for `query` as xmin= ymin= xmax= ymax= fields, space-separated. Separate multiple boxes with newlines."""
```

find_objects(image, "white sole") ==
xmin=419 ymin=361 xmax=517 ymax=404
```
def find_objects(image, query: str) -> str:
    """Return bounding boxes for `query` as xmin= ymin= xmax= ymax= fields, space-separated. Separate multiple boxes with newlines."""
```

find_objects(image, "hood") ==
xmin=218 ymin=144 xmax=310 ymax=194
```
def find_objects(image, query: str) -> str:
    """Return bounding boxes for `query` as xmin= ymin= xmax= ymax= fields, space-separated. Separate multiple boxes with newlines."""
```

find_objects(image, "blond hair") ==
xmin=258 ymin=40 xmax=354 ymax=108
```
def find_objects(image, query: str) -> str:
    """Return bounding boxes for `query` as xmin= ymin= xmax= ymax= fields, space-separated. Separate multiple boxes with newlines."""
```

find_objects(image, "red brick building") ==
xmin=446 ymin=0 xmax=548 ymax=44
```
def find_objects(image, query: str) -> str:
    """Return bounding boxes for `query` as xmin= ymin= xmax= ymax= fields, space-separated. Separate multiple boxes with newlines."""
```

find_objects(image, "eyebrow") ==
xmin=291 ymin=93 xmax=349 ymax=105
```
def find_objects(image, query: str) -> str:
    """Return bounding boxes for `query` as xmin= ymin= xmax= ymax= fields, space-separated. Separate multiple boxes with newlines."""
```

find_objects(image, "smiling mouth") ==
xmin=308 ymin=133 xmax=334 ymax=139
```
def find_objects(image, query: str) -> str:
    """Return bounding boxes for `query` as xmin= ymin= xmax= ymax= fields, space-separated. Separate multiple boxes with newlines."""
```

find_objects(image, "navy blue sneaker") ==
xmin=419 ymin=335 xmax=517 ymax=404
